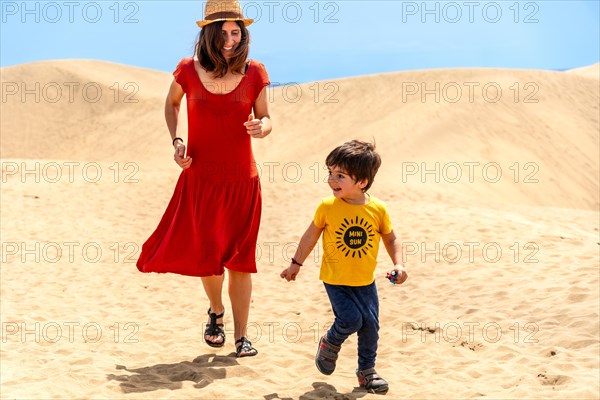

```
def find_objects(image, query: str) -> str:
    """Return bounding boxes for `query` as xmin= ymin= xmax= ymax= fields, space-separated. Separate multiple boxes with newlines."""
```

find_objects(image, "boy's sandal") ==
xmin=235 ymin=337 xmax=258 ymax=358
xmin=356 ymin=367 xmax=389 ymax=394
xmin=315 ymin=335 xmax=341 ymax=375
xmin=204 ymin=308 xmax=225 ymax=348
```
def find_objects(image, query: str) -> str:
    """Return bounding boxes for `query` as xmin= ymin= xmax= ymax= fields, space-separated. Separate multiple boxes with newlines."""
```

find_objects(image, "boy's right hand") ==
xmin=389 ymin=266 xmax=408 ymax=285
xmin=280 ymin=264 xmax=301 ymax=281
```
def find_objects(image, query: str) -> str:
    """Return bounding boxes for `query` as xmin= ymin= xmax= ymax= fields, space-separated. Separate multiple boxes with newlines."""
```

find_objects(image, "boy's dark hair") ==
xmin=326 ymin=140 xmax=382 ymax=192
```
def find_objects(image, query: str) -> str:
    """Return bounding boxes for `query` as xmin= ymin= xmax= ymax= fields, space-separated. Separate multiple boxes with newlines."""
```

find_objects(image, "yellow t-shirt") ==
xmin=313 ymin=195 xmax=393 ymax=286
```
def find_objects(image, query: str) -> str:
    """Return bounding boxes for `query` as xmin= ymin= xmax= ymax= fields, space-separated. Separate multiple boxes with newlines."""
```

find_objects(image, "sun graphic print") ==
xmin=335 ymin=216 xmax=375 ymax=258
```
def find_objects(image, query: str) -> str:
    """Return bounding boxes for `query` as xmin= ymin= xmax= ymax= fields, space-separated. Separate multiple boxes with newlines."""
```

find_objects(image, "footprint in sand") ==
xmin=537 ymin=372 xmax=572 ymax=386
xmin=458 ymin=341 xmax=484 ymax=351
xmin=545 ymin=349 xmax=558 ymax=357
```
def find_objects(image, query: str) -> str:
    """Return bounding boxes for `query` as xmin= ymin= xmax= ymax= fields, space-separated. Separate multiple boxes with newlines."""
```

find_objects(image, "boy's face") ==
xmin=327 ymin=165 xmax=368 ymax=201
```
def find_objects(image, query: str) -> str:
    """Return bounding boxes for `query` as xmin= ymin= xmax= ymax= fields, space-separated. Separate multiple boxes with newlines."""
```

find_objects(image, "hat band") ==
xmin=205 ymin=11 xmax=245 ymax=21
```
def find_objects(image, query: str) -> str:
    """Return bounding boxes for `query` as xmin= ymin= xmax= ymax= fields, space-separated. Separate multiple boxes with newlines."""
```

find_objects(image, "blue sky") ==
xmin=1 ymin=0 xmax=599 ymax=83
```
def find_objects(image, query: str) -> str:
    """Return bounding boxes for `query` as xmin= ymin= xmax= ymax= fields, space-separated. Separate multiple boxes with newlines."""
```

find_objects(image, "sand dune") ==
xmin=1 ymin=60 xmax=598 ymax=399
xmin=3 ymin=61 xmax=598 ymax=210
xmin=568 ymin=63 xmax=600 ymax=80
xmin=1 ymin=60 xmax=184 ymax=162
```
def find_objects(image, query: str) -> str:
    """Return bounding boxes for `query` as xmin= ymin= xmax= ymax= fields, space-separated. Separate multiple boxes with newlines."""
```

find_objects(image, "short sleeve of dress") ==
xmin=173 ymin=58 xmax=189 ymax=92
xmin=251 ymin=61 xmax=270 ymax=101
xmin=255 ymin=61 xmax=270 ymax=87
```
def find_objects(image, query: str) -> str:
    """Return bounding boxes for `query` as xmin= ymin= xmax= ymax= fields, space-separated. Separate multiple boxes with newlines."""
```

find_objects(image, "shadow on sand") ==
xmin=263 ymin=381 xmax=368 ymax=400
xmin=107 ymin=353 xmax=238 ymax=393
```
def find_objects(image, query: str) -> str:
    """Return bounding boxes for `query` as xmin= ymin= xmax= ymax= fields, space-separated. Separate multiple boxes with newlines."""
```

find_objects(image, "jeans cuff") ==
xmin=358 ymin=362 xmax=376 ymax=371
xmin=326 ymin=331 xmax=344 ymax=347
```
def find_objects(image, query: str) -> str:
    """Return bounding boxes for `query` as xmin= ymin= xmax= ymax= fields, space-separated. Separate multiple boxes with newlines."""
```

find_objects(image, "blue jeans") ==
xmin=324 ymin=281 xmax=379 ymax=370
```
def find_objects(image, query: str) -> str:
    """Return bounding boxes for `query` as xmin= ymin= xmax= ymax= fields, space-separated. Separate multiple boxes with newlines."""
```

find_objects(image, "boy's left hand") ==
xmin=389 ymin=266 xmax=408 ymax=285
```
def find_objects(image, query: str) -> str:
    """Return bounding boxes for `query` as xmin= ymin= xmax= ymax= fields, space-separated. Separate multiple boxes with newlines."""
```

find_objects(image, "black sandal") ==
xmin=235 ymin=337 xmax=258 ymax=358
xmin=204 ymin=308 xmax=225 ymax=348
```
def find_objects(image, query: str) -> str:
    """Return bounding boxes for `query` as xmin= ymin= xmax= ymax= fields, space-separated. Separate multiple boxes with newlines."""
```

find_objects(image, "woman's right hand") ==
xmin=174 ymin=142 xmax=192 ymax=169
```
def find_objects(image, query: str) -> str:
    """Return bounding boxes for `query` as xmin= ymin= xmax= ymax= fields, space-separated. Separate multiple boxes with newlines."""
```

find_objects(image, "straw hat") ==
xmin=196 ymin=0 xmax=254 ymax=28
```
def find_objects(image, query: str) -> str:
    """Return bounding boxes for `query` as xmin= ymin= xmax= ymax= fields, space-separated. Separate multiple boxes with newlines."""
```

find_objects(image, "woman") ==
xmin=136 ymin=0 xmax=271 ymax=358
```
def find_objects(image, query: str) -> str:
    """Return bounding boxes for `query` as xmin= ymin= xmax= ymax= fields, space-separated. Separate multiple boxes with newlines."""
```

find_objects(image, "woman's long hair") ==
xmin=195 ymin=20 xmax=250 ymax=78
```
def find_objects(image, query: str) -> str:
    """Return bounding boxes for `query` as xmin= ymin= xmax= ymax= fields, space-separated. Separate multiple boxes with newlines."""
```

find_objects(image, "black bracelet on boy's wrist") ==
xmin=172 ymin=137 xmax=184 ymax=146
xmin=291 ymin=258 xmax=303 ymax=267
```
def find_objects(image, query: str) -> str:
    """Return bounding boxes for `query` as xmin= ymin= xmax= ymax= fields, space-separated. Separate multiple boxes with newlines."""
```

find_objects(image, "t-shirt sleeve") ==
xmin=380 ymin=205 xmax=393 ymax=235
xmin=173 ymin=58 xmax=189 ymax=92
xmin=313 ymin=200 xmax=327 ymax=229
xmin=252 ymin=61 xmax=270 ymax=100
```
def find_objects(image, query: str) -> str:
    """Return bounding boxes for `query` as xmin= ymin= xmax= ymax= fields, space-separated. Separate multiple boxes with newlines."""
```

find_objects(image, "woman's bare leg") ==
xmin=201 ymin=274 xmax=225 ymax=344
xmin=228 ymin=270 xmax=252 ymax=341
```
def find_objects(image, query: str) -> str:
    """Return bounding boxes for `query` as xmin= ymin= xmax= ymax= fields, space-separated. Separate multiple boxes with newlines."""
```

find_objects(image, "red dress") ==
xmin=136 ymin=58 xmax=270 ymax=277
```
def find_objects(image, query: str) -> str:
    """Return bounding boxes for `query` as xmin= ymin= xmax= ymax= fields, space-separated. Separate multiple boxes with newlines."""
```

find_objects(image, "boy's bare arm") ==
xmin=381 ymin=230 xmax=408 ymax=284
xmin=280 ymin=222 xmax=324 ymax=282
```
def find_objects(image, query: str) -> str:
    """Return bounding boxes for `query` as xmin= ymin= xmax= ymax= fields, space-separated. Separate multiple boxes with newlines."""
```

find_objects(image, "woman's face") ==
xmin=220 ymin=21 xmax=242 ymax=59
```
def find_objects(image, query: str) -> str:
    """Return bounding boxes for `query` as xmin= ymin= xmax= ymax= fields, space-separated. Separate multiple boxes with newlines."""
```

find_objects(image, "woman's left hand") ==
xmin=244 ymin=114 xmax=268 ymax=138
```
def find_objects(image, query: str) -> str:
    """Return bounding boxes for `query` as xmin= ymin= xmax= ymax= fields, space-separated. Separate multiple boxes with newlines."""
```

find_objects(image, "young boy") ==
xmin=280 ymin=140 xmax=407 ymax=394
